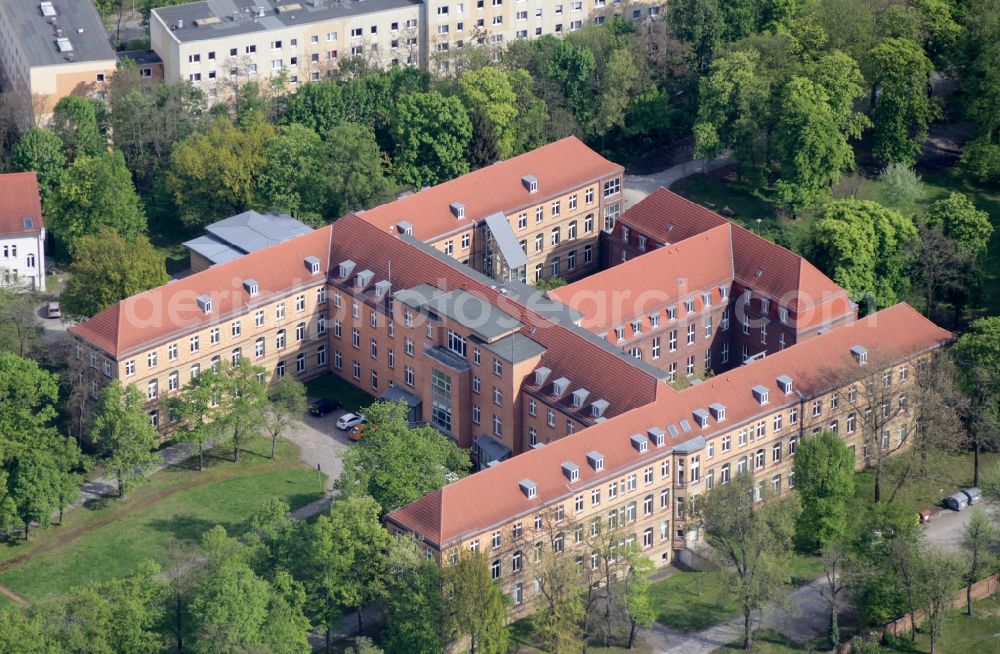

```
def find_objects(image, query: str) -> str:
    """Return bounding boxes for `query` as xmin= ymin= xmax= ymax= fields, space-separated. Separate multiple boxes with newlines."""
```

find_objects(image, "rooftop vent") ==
xmin=196 ymin=294 xmax=212 ymax=314
xmin=396 ymin=221 xmax=413 ymax=236
xmin=571 ymin=388 xmax=590 ymax=407
xmin=55 ymin=37 xmax=73 ymax=52
xmin=450 ymin=202 xmax=465 ymax=219
xmin=586 ymin=451 xmax=604 ymax=471
xmin=40 ymin=2 xmax=56 ymax=17
xmin=631 ymin=434 xmax=648 ymax=453
xmin=338 ymin=260 xmax=356 ymax=279
xmin=522 ymin=175 xmax=538 ymax=193
xmin=374 ymin=280 xmax=391 ymax=298
xmin=752 ymin=385 xmax=770 ymax=405
xmin=534 ymin=367 xmax=551 ymax=386
xmin=590 ymin=399 xmax=609 ymax=419
xmin=561 ymin=461 xmax=580 ymax=482
xmin=709 ymin=403 xmax=727 ymax=421
xmin=355 ymin=270 xmax=374 ymax=289
xmin=193 ymin=16 xmax=221 ymax=26
xmin=551 ymin=377 xmax=570 ymax=396
xmin=519 ymin=479 xmax=537 ymax=499
xmin=648 ymin=427 xmax=665 ymax=447
xmin=257 ymin=7 xmax=266 ymax=17
xmin=776 ymin=375 xmax=793 ymax=395
xmin=692 ymin=408 xmax=710 ymax=429
xmin=304 ymin=256 xmax=321 ymax=275
xmin=243 ymin=279 xmax=260 ymax=297
xmin=175 ymin=19 xmax=183 ymax=29
xmin=851 ymin=345 xmax=868 ymax=365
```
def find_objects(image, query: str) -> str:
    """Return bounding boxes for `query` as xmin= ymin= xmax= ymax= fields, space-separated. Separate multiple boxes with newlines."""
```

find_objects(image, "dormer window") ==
xmin=534 ymin=367 xmax=552 ymax=386
xmin=591 ymin=399 xmax=609 ymax=418
xmin=450 ymin=202 xmax=465 ymax=219
xmin=552 ymin=377 xmax=569 ymax=396
xmin=851 ymin=345 xmax=868 ymax=365
xmin=693 ymin=409 xmax=710 ymax=429
xmin=586 ymin=451 xmax=604 ymax=471
xmin=776 ymin=375 xmax=793 ymax=395
xmin=752 ymin=385 xmax=769 ymax=405
xmin=522 ymin=175 xmax=538 ymax=193
xmin=196 ymin=295 xmax=212 ymax=314
xmin=562 ymin=462 xmax=580 ymax=482
xmin=572 ymin=388 xmax=589 ymax=407
xmin=338 ymin=260 xmax=356 ymax=279
xmin=243 ymin=279 xmax=259 ymax=297
xmin=519 ymin=479 xmax=537 ymax=499
xmin=397 ymin=221 xmax=414 ymax=236
xmin=648 ymin=427 xmax=665 ymax=447
xmin=709 ymin=403 xmax=726 ymax=421
xmin=631 ymin=434 xmax=648 ymax=453
xmin=304 ymin=256 xmax=321 ymax=275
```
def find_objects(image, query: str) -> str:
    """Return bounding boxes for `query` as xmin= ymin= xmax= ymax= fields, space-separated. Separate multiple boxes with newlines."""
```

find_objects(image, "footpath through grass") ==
xmin=0 ymin=440 xmax=323 ymax=604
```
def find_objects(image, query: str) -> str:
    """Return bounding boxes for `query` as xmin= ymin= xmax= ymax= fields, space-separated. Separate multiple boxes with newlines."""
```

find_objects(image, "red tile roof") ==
xmin=330 ymin=214 xmax=662 ymax=416
xmin=618 ymin=187 xmax=727 ymax=244
xmin=547 ymin=224 xmax=735 ymax=332
xmin=0 ymin=172 xmax=43 ymax=237
xmin=69 ymin=226 xmax=333 ymax=358
xmin=357 ymin=137 xmax=622 ymax=242
xmin=386 ymin=303 xmax=952 ymax=548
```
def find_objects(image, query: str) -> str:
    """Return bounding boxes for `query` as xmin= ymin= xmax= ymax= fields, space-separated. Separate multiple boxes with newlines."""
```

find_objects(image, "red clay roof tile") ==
xmin=0 ymin=172 xmax=43 ymax=237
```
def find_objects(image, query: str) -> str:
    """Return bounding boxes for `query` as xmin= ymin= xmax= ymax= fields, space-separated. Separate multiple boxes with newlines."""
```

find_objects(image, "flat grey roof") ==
xmin=7 ymin=0 xmax=115 ymax=67
xmin=183 ymin=234 xmax=246 ymax=265
xmin=154 ymin=0 xmax=421 ymax=44
xmin=427 ymin=289 xmax=522 ymax=342
xmin=205 ymin=210 xmax=313 ymax=254
xmin=117 ymin=49 xmax=163 ymax=66
xmin=481 ymin=332 xmax=546 ymax=364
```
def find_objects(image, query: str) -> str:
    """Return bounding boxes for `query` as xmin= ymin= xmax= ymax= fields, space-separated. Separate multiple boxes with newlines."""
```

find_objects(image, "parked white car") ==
xmin=336 ymin=412 xmax=366 ymax=431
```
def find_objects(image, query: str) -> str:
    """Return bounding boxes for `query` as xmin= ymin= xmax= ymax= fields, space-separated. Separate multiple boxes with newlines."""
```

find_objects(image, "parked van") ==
xmin=945 ymin=492 xmax=968 ymax=511
xmin=963 ymin=487 xmax=982 ymax=505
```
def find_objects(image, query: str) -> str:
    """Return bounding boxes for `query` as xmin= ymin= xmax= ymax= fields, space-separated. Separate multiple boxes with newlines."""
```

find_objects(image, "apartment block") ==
xmin=150 ymin=0 xmax=423 ymax=98
xmin=0 ymin=173 xmax=47 ymax=291
xmin=0 ymin=0 xmax=117 ymax=125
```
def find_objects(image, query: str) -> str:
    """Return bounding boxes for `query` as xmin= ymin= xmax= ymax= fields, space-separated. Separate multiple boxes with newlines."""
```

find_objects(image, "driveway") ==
xmin=922 ymin=499 xmax=996 ymax=553
xmin=282 ymin=402 xmax=355 ymax=491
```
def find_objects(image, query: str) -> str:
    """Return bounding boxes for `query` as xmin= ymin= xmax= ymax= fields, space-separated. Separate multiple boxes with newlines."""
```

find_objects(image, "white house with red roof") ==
xmin=0 ymin=173 xmax=46 ymax=292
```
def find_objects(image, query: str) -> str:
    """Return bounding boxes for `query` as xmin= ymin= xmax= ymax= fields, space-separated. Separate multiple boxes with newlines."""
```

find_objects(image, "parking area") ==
xmin=923 ymin=498 xmax=996 ymax=553
xmin=283 ymin=402 xmax=355 ymax=491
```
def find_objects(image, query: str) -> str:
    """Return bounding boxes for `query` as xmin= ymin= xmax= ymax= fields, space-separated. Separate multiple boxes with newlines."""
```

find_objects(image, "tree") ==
xmin=774 ymin=77 xmax=858 ymax=213
xmin=381 ymin=537 xmax=445 ymax=654
xmin=508 ymin=69 xmax=550 ymax=155
xmin=264 ymin=377 xmax=306 ymax=459
xmin=817 ymin=544 xmax=850 ymax=649
xmin=699 ymin=473 xmax=799 ymax=650
xmin=54 ymin=561 xmax=165 ymax=654
xmin=92 ymin=381 xmax=162 ymax=497
xmin=622 ymin=549 xmax=656 ymax=649
xmin=50 ymin=96 xmax=104 ymax=162
xmin=808 ymin=200 xmax=917 ymax=310
xmin=168 ymin=366 xmax=227 ymax=471
xmin=533 ymin=509 xmax=587 ymax=652
xmin=592 ymin=47 xmax=642 ymax=139
xmin=190 ymin=530 xmax=310 ymax=654
xmin=920 ymin=550 xmax=965 ymax=654
xmin=793 ymin=431 xmax=856 ymax=552
xmin=10 ymin=127 xmax=65 ymax=198
xmin=444 ymin=550 xmax=510 ymax=654
xmin=345 ymin=637 xmax=384 ymax=654
xmin=166 ymin=117 xmax=276 ymax=229
xmin=335 ymin=401 xmax=470 ymax=514
xmin=9 ymin=447 xmax=62 ymax=539
xmin=60 ymin=228 xmax=168 ymax=320
xmin=45 ymin=151 xmax=148 ymax=258
xmin=668 ymin=0 xmax=724 ymax=71
xmin=878 ymin=163 xmax=925 ymax=211
xmin=869 ymin=38 xmax=938 ymax=165
xmin=467 ymin=109 xmax=501 ymax=169
xmin=0 ymin=286 xmax=43 ymax=357
xmin=951 ymin=317 xmax=1000 ymax=487
xmin=960 ymin=508 xmax=997 ymax=616
xmin=322 ymin=122 xmax=396 ymax=219
xmin=850 ymin=500 xmax=921 ymax=625
xmin=217 ymin=359 xmax=268 ymax=463
xmin=304 ymin=496 xmax=390 ymax=648
xmin=693 ymin=51 xmax=770 ymax=179
xmin=391 ymin=91 xmax=472 ymax=188
xmin=910 ymin=223 xmax=973 ymax=318
xmin=546 ymin=40 xmax=597 ymax=125
xmin=256 ymin=124 xmax=326 ymax=223
xmin=281 ymin=81 xmax=346 ymax=134
xmin=459 ymin=67 xmax=518 ymax=160
xmin=0 ymin=606 xmax=61 ymax=653
xmin=923 ymin=192 xmax=993 ymax=263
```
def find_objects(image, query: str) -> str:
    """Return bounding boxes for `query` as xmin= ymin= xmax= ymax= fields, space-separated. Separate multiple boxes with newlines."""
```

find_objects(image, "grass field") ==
xmin=0 ymin=440 xmax=322 ymax=603
xmin=650 ymin=570 xmax=743 ymax=631
xmin=305 ymin=372 xmax=376 ymax=413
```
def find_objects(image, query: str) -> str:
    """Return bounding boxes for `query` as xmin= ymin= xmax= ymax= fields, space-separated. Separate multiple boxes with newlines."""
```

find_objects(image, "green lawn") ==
xmin=305 ymin=372 xmax=376 ymax=413
xmin=509 ymin=615 xmax=652 ymax=653
xmin=650 ymin=570 xmax=743 ymax=631
xmin=0 ymin=440 xmax=322 ymax=603
xmin=713 ymin=628 xmax=836 ymax=653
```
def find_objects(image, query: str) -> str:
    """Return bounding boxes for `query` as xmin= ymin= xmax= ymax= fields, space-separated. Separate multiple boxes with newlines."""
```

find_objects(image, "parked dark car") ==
xmin=309 ymin=398 xmax=341 ymax=417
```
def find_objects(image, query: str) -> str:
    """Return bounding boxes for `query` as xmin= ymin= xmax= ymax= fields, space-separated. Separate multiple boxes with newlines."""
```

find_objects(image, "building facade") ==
xmin=0 ymin=0 xmax=117 ymax=125
xmin=0 ymin=173 xmax=47 ymax=292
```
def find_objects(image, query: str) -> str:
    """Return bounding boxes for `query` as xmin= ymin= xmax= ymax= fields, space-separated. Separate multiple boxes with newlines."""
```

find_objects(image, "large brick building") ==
xmin=69 ymin=141 xmax=951 ymax=614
